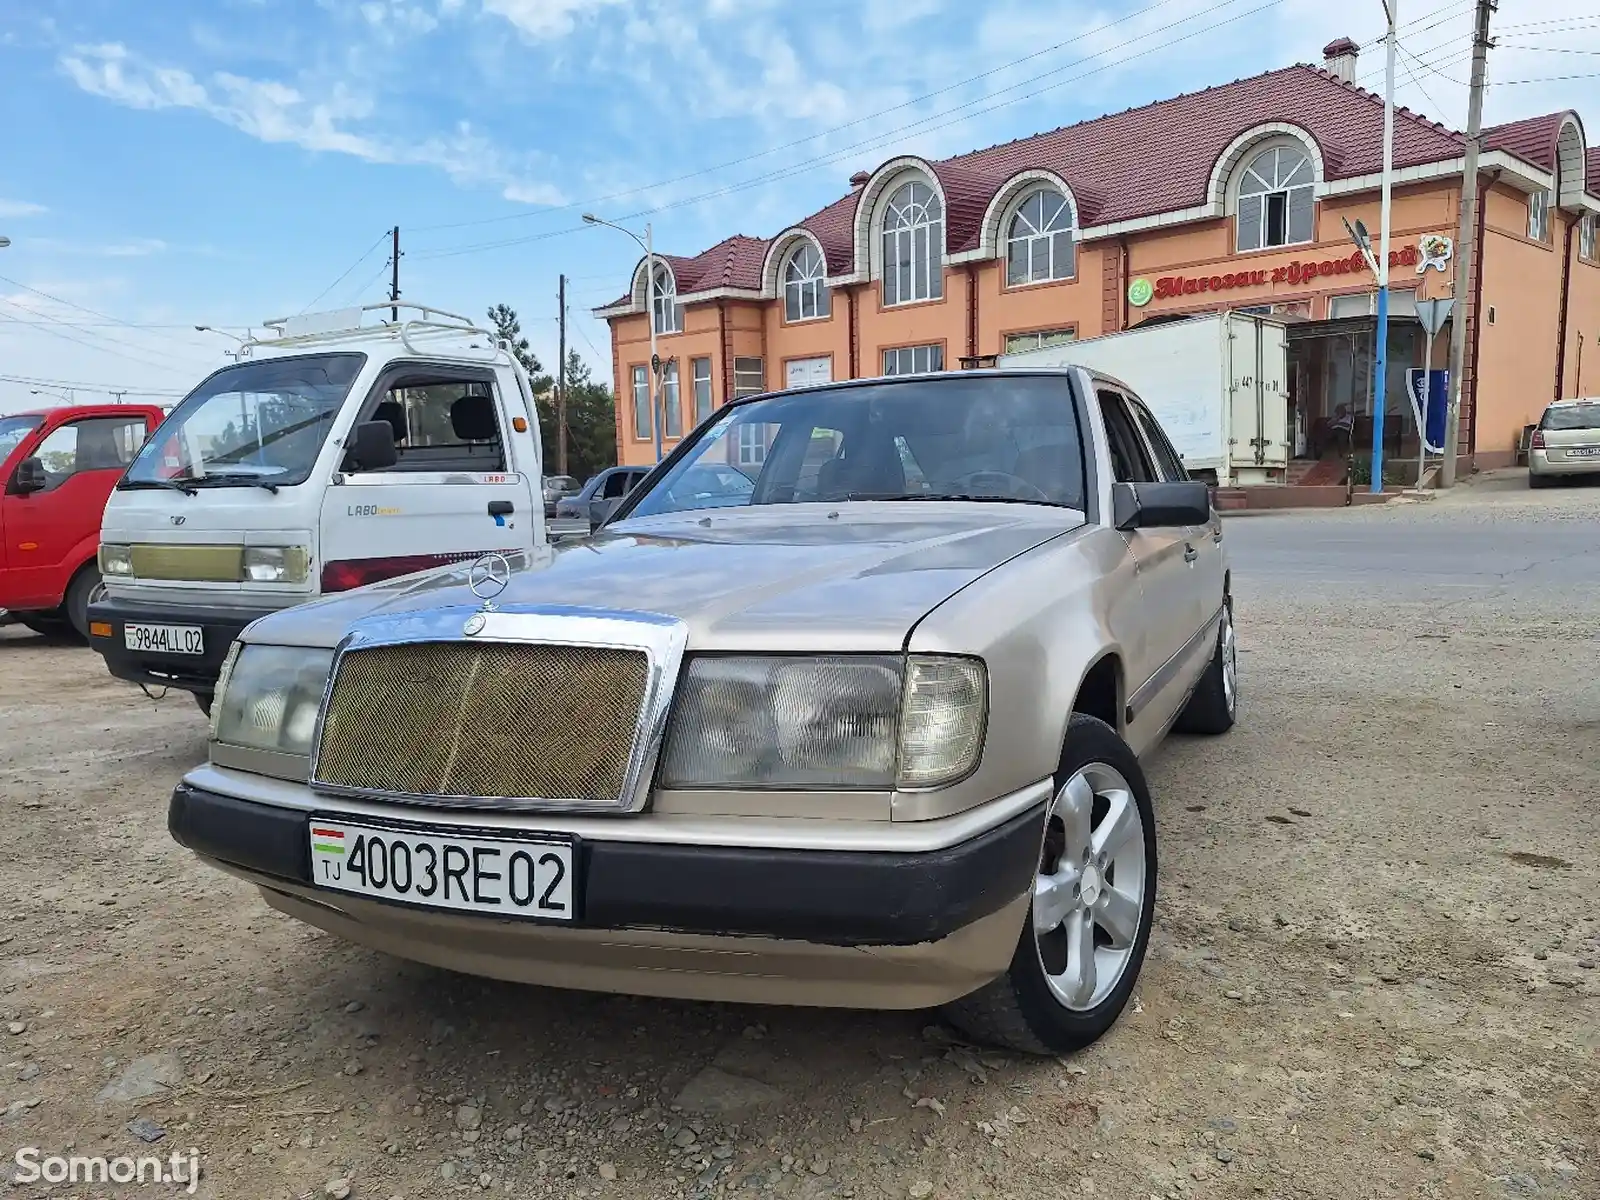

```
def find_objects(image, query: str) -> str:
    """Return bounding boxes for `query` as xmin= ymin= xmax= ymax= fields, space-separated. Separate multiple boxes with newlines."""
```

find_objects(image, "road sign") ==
xmin=1415 ymin=297 xmax=1454 ymax=337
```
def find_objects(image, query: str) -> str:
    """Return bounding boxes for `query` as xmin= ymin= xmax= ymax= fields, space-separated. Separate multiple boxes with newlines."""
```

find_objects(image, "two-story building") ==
xmin=597 ymin=38 xmax=1600 ymax=482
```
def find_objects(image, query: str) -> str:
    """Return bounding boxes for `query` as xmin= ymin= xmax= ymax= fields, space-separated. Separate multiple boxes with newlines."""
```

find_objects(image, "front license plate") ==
xmin=307 ymin=820 xmax=575 ymax=921
xmin=124 ymin=622 xmax=203 ymax=655
xmin=1568 ymin=447 xmax=1600 ymax=458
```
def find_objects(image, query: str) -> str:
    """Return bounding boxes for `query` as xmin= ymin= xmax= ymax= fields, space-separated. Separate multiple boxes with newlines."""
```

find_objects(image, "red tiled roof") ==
xmin=604 ymin=60 xmax=1504 ymax=309
xmin=1588 ymin=146 xmax=1600 ymax=194
xmin=1484 ymin=113 xmax=1565 ymax=171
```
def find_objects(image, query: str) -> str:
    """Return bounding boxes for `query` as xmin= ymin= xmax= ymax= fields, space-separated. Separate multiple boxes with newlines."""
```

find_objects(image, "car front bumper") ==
xmin=168 ymin=776 xmax=1047 ymax=1009
xmin=88 ymin=594 xmax=280 ymax=695
xmin=1529 ymin=448 xmax=1600 ymax=476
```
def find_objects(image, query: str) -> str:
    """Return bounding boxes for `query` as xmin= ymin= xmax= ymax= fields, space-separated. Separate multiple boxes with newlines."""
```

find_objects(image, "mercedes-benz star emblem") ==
xmin=463 ymin=613 xmax=486 ymax=636
xmin=467 ymin=552 xmax=512 ymax=603
xmin=170 ymin=515 xmax=186 ymax=526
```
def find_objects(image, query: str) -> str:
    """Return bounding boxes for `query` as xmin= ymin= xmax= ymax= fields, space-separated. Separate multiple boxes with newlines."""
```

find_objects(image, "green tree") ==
xmin=559 ymin=350 xmax=617 ymax=482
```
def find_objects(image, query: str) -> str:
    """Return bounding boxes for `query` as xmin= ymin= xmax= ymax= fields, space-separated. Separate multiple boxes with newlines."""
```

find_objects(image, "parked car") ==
xmin=166 ymin=368 xmax=1235 ymax=1055
xmin=0 ymin=404 xmax=167 ymax=639
xmin=541 ymin=474 xmax=579 ymax=517
xmin=87 ymin=302 xmax=550 ymax=715
xmin=1528 ymin=398 xmax=1600 ymax=487
xmin=554 ymin=465 xmax=650 ymax=531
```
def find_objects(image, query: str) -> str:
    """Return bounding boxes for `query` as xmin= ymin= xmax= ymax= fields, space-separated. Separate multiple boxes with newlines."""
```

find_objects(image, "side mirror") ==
xmin=1113 ymin=480 xmax=1212 ymax=530
xmin=11 ymin=456 xmax=47 ymax=495
xmin=346 ymin=421 xmax=398 ymax=472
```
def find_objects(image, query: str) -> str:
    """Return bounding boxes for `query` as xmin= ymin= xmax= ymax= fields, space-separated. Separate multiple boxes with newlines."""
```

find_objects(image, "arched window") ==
xmin=1237 ymin=145 xmax=1314 ymax=251
xmin=882 ymin=180 xmax=943 ymax=305
xmin=651 ymin=265 xmax=682 ymax=335
xmin=1006 ymin=188 xmax=1076 ymax=285
xmin=783 ymin=242 xmax=831 ymax=321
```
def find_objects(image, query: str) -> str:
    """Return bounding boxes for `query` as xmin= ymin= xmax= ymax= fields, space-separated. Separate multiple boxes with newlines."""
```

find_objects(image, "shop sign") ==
xmin=1151 ymin=242 xmax=1426 ymax=301
xmin=1127 ymin=278 xmax=1154 ymax=307
xmin=1417 ymin=233 xmax=1452 ymax=273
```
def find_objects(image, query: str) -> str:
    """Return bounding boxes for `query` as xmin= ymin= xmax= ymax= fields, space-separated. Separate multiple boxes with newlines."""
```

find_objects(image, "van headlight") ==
xmin=659 ymin=654 xmax=986 ymax=790
xmin=242 ymin=546 xmax=310 ymax=584
xmin=212 ymin=644 xmax=333 ymax=756
xmin=99 ymin=544 xmax=133 ymax=576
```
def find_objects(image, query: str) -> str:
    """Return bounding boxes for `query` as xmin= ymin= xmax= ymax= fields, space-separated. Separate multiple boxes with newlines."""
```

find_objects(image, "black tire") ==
xmin=15 ymin=614 xmax=72 ymax=639
xmin=942 ymin=713 xmax=1157 ymax=1056
xmin=64 ymin=565 xmax=101 ymax=641
xmin=194 ymin=692 xmax=213 ymax=718
xmin=1528 ymin=472 xmax=1554 ymax=489
xmin=1174 ymin=597 xmax=1237 ymax=735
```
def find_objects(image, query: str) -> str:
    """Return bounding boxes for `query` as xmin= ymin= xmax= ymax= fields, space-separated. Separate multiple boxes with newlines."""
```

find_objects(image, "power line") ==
xmin=298 ymin=230 xmax=391 ymax=314
xmin=415 ymin=0 xmax=1291 ymax=263
xmin=0 ymin=371 xmax=187 ymax=396
xmin=345 ymin=257 xmax=393 ymax=305
xmin=1494 ymin=71 xmax=1600 ymax=85
xmin=0 ymin=304 xmax=199 ymax=375
xmin=1396 ymin=43 xmax=1451 ymax=112
xmin=410 ymin=0 xmax=1202 ymax=236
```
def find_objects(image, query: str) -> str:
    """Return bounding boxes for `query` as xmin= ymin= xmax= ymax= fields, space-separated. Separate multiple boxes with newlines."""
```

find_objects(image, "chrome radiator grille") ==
xmin=313 ymin=641 xmax=651 ymax=805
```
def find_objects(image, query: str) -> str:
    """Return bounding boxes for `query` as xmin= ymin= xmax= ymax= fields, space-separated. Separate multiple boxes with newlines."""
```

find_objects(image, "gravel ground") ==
xmin=1 ymin=475 xmax=1595 ymax=1200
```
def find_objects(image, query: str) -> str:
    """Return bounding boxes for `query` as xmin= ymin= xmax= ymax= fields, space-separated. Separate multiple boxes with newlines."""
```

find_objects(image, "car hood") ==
xmin=245 ymin=503 xmax=1085 ymax=652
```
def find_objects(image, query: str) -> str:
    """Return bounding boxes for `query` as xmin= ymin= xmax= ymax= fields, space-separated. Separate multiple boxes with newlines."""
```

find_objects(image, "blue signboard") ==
xmin=1406 ymin=369 xmax=1449 ymax=454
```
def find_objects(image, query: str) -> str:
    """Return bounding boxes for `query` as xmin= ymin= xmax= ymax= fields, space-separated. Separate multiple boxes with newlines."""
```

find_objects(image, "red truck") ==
xmin=0 ymin=404 xmax=168 ymax=638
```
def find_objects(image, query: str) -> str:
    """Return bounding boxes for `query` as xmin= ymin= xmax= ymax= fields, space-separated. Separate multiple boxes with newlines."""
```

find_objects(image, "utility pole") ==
xmin=1441 ymin=0 xmax=1495 ymax=488
xmin=109 ymin=390 xmax=126 ymax=405
xmin=557 ymin=274 xmax=569 ymax=476
xmin=1369 ymin=0 xmax=1398 ymax=495
xmin=389 ymin=226 xmax=402 ymax=323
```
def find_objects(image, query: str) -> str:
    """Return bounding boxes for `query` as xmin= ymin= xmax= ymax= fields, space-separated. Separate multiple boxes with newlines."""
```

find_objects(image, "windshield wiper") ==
xmin=118 ymin=478 xmax=198 ymax=497
xmin=192 ymin=474 xmax=281 ymax=494
xmin=844 ymin=491 xmax=1074 ymax=507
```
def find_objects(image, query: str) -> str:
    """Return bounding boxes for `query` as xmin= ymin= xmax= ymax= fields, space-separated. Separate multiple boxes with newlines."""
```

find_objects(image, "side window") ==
xmin=601 ymin=471 xmax=631 ymax=499
xmin=793 ymin=427 xmax=846 ymax=500
xmin=28 ymin=417 xmax=149 ymax=492
xmin=1128 ymin=400 xmax=1188 ymax=481
xmin=1096 ymin=390 xmax=1157 ymax=483
xmin=368 ymin=376 xmax=505 ymax=472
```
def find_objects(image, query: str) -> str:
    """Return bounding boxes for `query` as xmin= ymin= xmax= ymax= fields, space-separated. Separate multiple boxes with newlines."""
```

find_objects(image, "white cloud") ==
xmin=58 ymin=43 xmax=564 ymax=204
xmin=0 ymin=200 xmax=48 ymax=219
xmin=481 ymin=0 xmax=626 ymax=41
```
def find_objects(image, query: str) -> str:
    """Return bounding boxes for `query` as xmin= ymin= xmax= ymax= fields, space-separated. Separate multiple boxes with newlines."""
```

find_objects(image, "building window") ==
xmin=733 ymin=356 xmax=765 ymax=398
xmin=883 ymin=344 xmax=944 ymax=375
xmin=1327 ymin=288 xmax=1417 ymax=320
xmin=1528 ymin=190 xmax=1553 ymax=243
xmin=661 ymin=360 xmax=681 ymax=438
xmin=1006 ymin=188 xmax=1076 ymax=285
xmin=651 ymin=265 xmax=683 ymax=335
xmin=1582 ymin=214 xmax=1598 ymax=262
xmin=882 ymin=180 xmax=944 ymax=306
xmin=1237 ymin=145 xmax=1314 ymax=252
xmin=736 ymin=423 xmax=768 ymax=467
xmin=1003 ymin=327 xmax=1077 ymax=354
xmin=783 ymin=243 xmax=831 ymax=321
xmin=692 ymin=356 xmax=713 ymax=422
xmin=630 ymin=364 xmax=651 ymax=440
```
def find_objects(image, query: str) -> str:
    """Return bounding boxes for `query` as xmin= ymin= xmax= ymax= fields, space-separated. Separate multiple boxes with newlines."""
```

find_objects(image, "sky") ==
xmin=1 ymin=0 xmax=1597 ymax=414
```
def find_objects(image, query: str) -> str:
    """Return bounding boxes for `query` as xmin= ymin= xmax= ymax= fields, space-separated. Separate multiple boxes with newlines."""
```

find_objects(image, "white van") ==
xmin=88 ymin=303 xmax=549 ymax=713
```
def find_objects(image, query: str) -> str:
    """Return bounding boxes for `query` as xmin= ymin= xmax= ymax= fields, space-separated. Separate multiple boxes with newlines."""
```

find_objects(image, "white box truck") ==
xmin=998 ymin=310 xmax=1290 ymax=487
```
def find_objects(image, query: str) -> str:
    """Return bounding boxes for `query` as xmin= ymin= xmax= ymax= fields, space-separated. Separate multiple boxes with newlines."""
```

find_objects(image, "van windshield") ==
xmin=121 ymin=353 xmax=365 ymax=490
xmin=0 ymin=414 xmax=42 ymax=462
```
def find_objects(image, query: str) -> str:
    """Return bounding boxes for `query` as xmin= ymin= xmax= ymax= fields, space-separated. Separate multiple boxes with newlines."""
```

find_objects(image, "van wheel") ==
xmin=1174 ymin=598 xmax=1237 ymax=735
xmin=16 ymin=614 xmax=72 ymax=639
xmin=65 ymin=566 xmax=102 ymax=642
xmin=941 ymin=713 xmax=1157 ymax=1055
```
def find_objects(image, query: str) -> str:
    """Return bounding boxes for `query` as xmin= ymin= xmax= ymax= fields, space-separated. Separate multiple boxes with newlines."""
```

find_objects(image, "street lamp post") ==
xmin=583 ymin=213 xmax=663 ymax=464
xmin=30 ymin=387 xmax=73 ymax=404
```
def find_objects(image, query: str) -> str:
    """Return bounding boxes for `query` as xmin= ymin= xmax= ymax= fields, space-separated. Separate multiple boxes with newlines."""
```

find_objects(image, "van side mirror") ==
xmin=1113 ymin=480 xmax=1212 ymax=530
xmin=346 ymin=421 xmax=398 ymax=472
xmin=11 ymin=456 xmax=47 ymax=495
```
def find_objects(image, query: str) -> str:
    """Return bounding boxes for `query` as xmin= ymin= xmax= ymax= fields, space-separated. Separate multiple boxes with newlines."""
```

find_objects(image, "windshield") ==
xmin=0 ymin=414 xmax=42 ymax=463
xmin=1541 ymin=403 xmax=1600 ymax=431
xmin=122 ymin=353 xmax=365 ymax=489
xmin=624 ymin=374 xmax=1086 ymax=520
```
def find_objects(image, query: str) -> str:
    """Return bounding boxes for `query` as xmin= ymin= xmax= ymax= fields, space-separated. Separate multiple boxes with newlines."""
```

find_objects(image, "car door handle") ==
xmin=487 ymin=501 xmax=514 ymax=516
xmin=1212 ymin=527 xmax=1224 ymax=544
xmin=1183 ymin=544 xmax=1199 ymax=564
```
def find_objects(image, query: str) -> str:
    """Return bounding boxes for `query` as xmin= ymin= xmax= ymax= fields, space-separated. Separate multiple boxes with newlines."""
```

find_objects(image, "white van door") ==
xmin=785 ymin=357 xmax=832 ymax=390
xmin=318 ymin=363 xmax=532 ymax=592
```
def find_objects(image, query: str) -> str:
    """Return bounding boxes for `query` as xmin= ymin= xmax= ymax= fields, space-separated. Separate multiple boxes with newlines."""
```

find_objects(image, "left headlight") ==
xmin=659 ymin=654 xmax=987 ymax=791
xmin=99 ymin=544 xmax=133 ymax=576
xmin=242 ymin=545 xmax=310 ymax=584
xmin=212 ymin=643 xmax=333 ymax=756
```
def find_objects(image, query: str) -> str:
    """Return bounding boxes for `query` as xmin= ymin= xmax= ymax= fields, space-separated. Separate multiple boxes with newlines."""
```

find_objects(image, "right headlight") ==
xmin=99 ymin=544 xmax=133 ymax=576
xmin=659 ymin=654 xmax=986 ymax=791
xmin=212 ymin=643 xmax=334 ymax=757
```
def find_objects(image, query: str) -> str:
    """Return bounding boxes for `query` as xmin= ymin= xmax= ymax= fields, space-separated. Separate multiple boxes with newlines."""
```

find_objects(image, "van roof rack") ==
xmin=244 ymin=302 xmax=507 ymax=363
